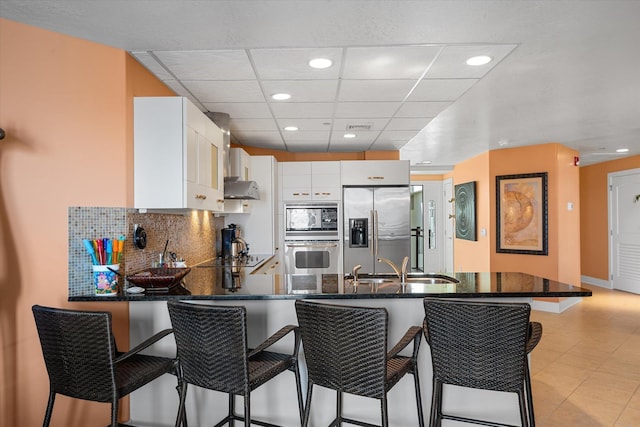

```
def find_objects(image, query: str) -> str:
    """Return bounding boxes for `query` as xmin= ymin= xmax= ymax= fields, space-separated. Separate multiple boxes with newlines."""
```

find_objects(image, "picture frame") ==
xmin=454 ymin=181 xmax=476 ymax=241
xmin=496 ymin=172 xmax=548 ymax=255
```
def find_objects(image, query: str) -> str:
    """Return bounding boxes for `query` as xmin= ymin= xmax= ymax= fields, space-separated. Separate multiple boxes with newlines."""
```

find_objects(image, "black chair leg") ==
xmin=525 ymin=364 xmax=536 ymax=427
xmin=518 ymin=388 xmax=529 ymax=427
xmin=294 ymin=362 xmax=304 ymax=425
xmin=302 ymin=383 xmax=314 ymax=427
xmin=336 ymin=390 xmax=343 ymax=426
xmin=429 ymin=379 xmax=442 ymax=427
xmin=111 ymin=401 xmax=118 ymax=427
xmin=381 ymin=396 xmax=389 ymax=427
xmin=244 ymin=393 xmax=251 ymax=427
xmin=43 ymin=392 xmax=55 ymax=427
xmin=175 ymin=382 xmax=188 ymax=427
xmin=413 ymin=366 xmax=425 ymax=427
xmin=228 ymin=394 xmax=235 ymax=427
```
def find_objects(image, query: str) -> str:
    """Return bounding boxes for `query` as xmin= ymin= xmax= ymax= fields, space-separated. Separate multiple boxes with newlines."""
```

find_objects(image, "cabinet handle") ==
xmin=243 ymin=203 xmax=249 ymax=207
xmin=195 ymin=194 xmax=207 ymax=200
xmin=217 ymin=199 xmax=225 ymax=204
xmin=368 ymin=176 xmax=385 ymax=180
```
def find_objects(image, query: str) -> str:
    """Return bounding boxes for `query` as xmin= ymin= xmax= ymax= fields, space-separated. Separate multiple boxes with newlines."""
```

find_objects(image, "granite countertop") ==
xmin=69 ymin=256 xmax=592 ymax=301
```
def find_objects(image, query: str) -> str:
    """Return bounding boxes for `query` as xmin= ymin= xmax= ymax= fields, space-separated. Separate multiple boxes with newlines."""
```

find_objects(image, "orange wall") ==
xmin=0 ymin=18 xmax=173 ymax=427
xmin=452 ymin=151 xmax=491 ymax=272
xmin=451 ymin=143 xmax=581 ymax=284
xmin=580 ymin=155 xmax=640 ymax=280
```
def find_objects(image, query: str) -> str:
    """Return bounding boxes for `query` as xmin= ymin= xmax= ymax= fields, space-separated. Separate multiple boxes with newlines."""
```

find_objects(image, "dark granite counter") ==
xmin=69 ymin=257 xmax=592 ymax=301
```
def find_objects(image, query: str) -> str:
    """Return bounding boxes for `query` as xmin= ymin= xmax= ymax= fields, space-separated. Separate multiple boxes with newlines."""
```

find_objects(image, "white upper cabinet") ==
xmin=134 ymin=97 xmax=224 ymax=211
xmin=341 ymin=160 xmax=410 ymax=186
xmin=280 ymin=161 xmax=341 ymax=201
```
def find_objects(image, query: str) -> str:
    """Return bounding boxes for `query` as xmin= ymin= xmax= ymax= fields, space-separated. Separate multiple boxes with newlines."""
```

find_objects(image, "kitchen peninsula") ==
xmin=70 ymin=261 xmax=590 ymax=427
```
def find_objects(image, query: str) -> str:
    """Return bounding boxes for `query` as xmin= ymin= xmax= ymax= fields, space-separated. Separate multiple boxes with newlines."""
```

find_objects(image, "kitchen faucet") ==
xmin=377 ymin=256 xmax=409 ymax=283
xmin=351 ymin=264 xmax=362 ymax=285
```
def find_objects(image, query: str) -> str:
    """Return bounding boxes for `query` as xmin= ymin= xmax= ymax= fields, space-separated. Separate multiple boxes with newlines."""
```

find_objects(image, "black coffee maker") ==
xmin=221 ymin=224 xmax=237 ymax=259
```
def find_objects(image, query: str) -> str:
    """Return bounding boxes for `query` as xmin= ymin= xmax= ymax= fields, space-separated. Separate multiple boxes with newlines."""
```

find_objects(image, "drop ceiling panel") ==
xmin=342 ymin=46 xmax=442 ymax=79
xmin=330 ymin=131 xmax=380 ymax=145
xmin=330 ymin=139 xmax=377 ymax=152
xmin=261 ymin=80 xmax=338 ymax=102
xmin=426 ymin=44 xmax=518 ymax=79
xmin=201 ymin=102 xmax=272 ymax=118
xmin=386 ymin=117 xmax=433 ymax=131
xmin=154 ymin=50 xmax=255 ymax=80
xmin=395 ymin=101 xmax=451 ymax=117
xmin=376 ymin=130 xmax=423 ymax=146
xmin=408 ymin=78 xmax=478 ymax=101
xmin=231 ymin=131 xmax=285 ymax=149
xmin=285 ymin=140 xmax=330 ymax=152
xmin=182 ymin=80 xmax=265 ymax=102
xmin=270 ymin=102 xmax=335 ymax=118
xmin=229 ymin=118 xmax=278 ymax=131
xmin=338 ymin=80 xmax=417 ymax=102
xmin=276 ymin=118 xmax=334 ymax=131
xmin=250 ymin=47 xmax=344 ymax=79
xmin=282 ymin=131 xmax=331 ymax=142
xmin=332 ymin=118 xmax=390 ymax=132
xmin=334 ymin=102 xmax=401 ymax=118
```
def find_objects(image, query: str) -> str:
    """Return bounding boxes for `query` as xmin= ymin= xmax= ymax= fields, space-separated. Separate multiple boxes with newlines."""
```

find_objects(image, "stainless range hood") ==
xmin=205 ymin=112 xmax=260 ymax=200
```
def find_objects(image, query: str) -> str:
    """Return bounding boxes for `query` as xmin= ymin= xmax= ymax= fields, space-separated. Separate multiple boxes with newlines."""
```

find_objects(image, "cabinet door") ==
xmin=185 ymin=117 xmax=224 ymax=211
xmin=341 ymin=160 xmax=409 ymax=186
xmin=281 ymin=162 xmax=312 ymax=201
xmin=311 ymin=161 xmax=341 ymax=200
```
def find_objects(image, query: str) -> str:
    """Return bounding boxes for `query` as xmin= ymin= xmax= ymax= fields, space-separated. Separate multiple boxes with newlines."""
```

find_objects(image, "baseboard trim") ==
xmin=581 ymin=275 xmax=611 ymax=289
xmin=531 ymin=297 xmax=582 ymax=313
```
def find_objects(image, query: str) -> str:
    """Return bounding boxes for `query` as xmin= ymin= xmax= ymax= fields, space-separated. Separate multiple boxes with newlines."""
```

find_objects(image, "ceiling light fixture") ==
xmin=271 ymin=93 xmax=291 ymax=100
xmin=616 ymin=148 xmax=629 ymax=153
xmin=309 ymin=58 xmax=333 ymax=69
xmin=343 ymin=133 xmax=356 ymax=139
xmin=284 ymin=126 xmax=298 ymax=131
xmin=466 ymin=55 xmax=492 ymax=66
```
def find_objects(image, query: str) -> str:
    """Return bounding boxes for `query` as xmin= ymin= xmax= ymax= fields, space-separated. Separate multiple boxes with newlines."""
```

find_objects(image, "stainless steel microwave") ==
xmin=284 ymin=203 xmax=339 ymax=241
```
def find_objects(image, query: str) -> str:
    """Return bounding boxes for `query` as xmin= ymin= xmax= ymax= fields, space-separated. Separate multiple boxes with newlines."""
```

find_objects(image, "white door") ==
xmin=609 ymin=168 xmax=640 ymax=294
xmin=443 ymin=178 xmax=454 ymax=272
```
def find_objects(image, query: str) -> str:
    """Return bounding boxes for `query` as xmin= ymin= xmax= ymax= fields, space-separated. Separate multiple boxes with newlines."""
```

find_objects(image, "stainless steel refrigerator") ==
xmin=343 ymin=186 xmax=410 ymax=275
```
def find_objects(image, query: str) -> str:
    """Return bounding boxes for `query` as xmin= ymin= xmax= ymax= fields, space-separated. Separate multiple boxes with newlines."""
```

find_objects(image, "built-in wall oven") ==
xmin=283 ymin=203 xmax=341 ymax=293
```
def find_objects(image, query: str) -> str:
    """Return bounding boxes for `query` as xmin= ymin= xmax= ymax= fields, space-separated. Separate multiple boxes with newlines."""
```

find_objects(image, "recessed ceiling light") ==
xmin=466 ymin=55 xmax=492 ymax=66
xmin=271 ymin=93 xmax=291 ymax=101
xmin=616 ymin=148 xmax=629 ymax=153
xmin=343 ymin=133 xmax=356 ymax=139
xmin=284 ymin=126 xmax=298 ymax=131
xmin=309 ymin=58 xmax=333 ymax=69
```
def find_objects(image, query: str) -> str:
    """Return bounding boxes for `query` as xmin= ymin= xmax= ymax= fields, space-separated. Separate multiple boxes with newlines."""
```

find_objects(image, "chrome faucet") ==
xmin=351 ymin=264 xmax=362 ymax=285
xmin=377 ymin=256 xmax=409 ymax=283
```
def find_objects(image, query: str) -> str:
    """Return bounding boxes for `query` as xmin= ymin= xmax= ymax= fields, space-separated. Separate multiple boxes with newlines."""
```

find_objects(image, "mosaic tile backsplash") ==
xmin=68 ymin=207 xmax=223 ymax=296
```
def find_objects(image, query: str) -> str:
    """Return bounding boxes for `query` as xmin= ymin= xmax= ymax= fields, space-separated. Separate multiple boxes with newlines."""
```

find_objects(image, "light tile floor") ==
xmin=530 ymin=284 xmax=640 ymax=426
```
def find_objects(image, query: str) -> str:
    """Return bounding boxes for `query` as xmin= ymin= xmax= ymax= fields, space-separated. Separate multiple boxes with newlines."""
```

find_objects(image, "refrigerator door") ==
xmin=374 ymin=186 xmax=411 ymax=275
xmin=343 ymin=187 xmax=374 ymax=274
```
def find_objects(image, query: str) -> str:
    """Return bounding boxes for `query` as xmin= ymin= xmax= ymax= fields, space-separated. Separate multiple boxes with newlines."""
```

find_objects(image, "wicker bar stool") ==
xmin=32 ymin=305 xmax=180 ymax=427
xmin=166 ymin=300 xmax=304 ymax=427
xmin=422 ymin=298 xmax=543 ymax=427
xmin=294 ymin=300 xmax=425 ymax=427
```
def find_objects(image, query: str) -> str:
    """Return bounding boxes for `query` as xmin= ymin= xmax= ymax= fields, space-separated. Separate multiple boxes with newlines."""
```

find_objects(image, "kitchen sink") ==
xmin=344 ymin=272 xmax=458 ymax=294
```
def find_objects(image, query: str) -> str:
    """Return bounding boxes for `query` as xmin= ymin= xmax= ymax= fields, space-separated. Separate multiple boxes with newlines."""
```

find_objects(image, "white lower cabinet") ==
xmin=134 ymin=96 xmax=224 ymax=211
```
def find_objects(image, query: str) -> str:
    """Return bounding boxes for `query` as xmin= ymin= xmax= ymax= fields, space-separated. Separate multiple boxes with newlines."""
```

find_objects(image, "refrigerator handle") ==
xmin=370 ymin=210 xmax=375 ymax=256
xmin=373 ymin=209 xmax=379 ymax=256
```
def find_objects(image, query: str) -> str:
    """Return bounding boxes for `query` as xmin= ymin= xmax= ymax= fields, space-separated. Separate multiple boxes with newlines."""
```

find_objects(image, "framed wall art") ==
xmin=496 ymin=172 xmax=548 ymax=255
xmin=454 ymin=181 xmax=476 ymax=241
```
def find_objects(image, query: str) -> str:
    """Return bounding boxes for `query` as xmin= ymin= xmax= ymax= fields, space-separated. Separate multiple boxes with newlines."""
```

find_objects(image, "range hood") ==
xmin=205 ymin=112 xmax=260 ymax=200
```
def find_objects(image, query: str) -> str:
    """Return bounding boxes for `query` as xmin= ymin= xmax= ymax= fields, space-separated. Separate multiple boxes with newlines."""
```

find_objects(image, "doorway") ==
xmin=609 ymin=168 xmax=640 ymax=294
xmin=410 ymin=185 xmax=424 ymax=272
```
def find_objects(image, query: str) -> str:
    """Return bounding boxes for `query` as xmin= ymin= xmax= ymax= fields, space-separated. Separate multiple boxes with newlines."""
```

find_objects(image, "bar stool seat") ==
xmin=295 ymin=299 xmax=425 ymax=427
xmin=32 ymin=305 xmax=179 ymax=427
xmin=167 ymin=300 xmax=304 ymax=427
xmin=423 ymin=298 xmax=543 ymax=427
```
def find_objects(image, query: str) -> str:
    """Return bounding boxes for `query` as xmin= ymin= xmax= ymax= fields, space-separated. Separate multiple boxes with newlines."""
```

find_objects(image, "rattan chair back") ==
xmin=295 ymin=300 xmax=388 ymax=399
xmin=33 ymin=305 xmax=118 ymax=402
xmin=423 ymin=298 xmax=530 ymax=393
xmin=167 ymin=301 xmax=249 ymax=395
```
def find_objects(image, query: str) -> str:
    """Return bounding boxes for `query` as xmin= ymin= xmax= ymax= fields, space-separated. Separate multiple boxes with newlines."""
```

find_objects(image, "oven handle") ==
xmin=285 ymin=243 xmax=339 ymax=248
